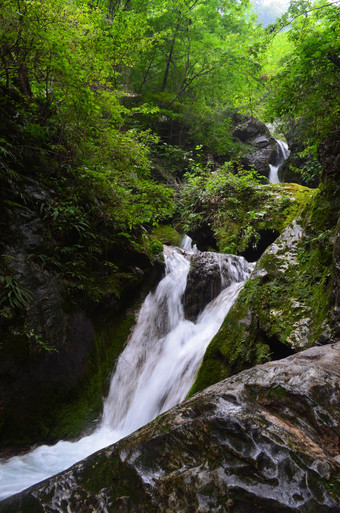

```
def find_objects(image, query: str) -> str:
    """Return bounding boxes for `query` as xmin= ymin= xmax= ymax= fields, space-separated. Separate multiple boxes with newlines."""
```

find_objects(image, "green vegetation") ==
xmin=189 ymin=182 xmax=340 ymax=395
xmin=0 ymin=0 xmax=339 ymax=447
xmin=262 ymin=0 xmax=340 ymax=147
xmin=180 ymin=164 xmax=312 ymax=254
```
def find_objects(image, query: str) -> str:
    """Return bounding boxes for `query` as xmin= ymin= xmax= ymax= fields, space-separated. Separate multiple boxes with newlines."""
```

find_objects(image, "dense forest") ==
xmin=0 ymin=0 xmax=339 ymax=510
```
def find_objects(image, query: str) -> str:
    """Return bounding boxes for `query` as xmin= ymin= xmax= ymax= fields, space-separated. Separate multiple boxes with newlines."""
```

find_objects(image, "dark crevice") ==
xmin=260 ymin=330 xmax=295 ymax=361
xmin=241 ymin=229 xmax=280 ymax=262
xmin=188 ymin=228 xmax=218 ymax=252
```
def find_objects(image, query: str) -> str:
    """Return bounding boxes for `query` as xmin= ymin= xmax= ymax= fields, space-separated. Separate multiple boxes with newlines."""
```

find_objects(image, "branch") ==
xmin=267 ymin=0 xmax=340 ymax=40
xmin=165 ymin=65 xmax=219 ymax=108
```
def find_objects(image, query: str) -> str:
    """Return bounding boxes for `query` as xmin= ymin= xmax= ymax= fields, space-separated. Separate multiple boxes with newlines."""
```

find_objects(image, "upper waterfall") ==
xmin=269 ymin=139 xmax=290 ymax=183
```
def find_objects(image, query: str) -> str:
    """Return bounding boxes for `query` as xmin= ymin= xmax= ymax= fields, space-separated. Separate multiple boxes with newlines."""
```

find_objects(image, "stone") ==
xmin=232 ymin=115 xmax=278 ymax=178
xmin=1 ymin=343 xmax=339 ymax=512
xmin=182 ymin=252 xmax=249 ymax=322
xmin=332 ymin=217 xmax=340 ymax=341
xmin=189 ymin=176 xmax=339 ymax=395
xmin=0 ymin=180 xmax=165 ymax=449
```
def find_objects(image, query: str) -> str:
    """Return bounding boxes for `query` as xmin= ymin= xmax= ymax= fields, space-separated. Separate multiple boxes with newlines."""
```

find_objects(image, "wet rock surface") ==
xmin=318 ymin=129 xmax=340 ymax=342
xmin=232 ymin=115 xmax=277 ymax=177
xmin=332 ymin=217 xmax=340 ymax=341
xmin=1 ymin=343 xmax=340 ymax=512
xmin=182 ymin=252 xmax=249 ymax=322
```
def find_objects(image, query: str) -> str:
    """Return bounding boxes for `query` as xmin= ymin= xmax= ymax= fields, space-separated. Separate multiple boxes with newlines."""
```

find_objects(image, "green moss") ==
xmin=326 ymin=472 xmax=340 ymax=501
xmin=0 ymin=495 xmax=45 ymax=513
xmin=188 ymin=288 xmax=271 ymax=397
xmin=151 ymin=225 xmax=182 ymax=246
xmin=254 ymin=384 xmax=287 ymax=401
xmin=181 ymin=167 xmax=313 ymax=255
xmin=214 ymin=183 xmax=313 ymax=255
xmin=0 ymin=261 xmax=150 ymax=447
xmin=78 ymin=450 xmax=156 ymax=511
xmin=190 ymin=184 xmax=339 ymax=396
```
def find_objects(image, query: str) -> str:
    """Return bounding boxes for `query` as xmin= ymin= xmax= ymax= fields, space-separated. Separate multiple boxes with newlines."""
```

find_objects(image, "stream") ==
xmin=0 ymin=238 xmax=253 ymax=500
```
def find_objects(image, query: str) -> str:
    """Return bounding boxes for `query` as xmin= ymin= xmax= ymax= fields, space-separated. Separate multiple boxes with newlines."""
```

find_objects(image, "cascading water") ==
xmin=181 ymin=234 xmax=198 ymax=253
xmin=0 ymin=241 xmax=253 ymax=500
xmin=269 ymin=139 xmax=290 ymax=183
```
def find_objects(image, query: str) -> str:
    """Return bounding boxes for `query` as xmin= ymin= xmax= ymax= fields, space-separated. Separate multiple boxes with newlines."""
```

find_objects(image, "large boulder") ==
xmin=318 ymin=129 xmax=340 ymax=339
xmin=182 ymin=252 xmax=250 ymax=322
xmin=232 ymin=115 xmax=278 ymax=177
xmin=1 ymin=342 xmax=339 ymax=512
xmin=189 ymin=172 xmax=340 ymax=396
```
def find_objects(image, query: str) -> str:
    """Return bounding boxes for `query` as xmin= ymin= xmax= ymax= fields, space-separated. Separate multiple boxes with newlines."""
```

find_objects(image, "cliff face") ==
xmin=1 ymin=342 xmax=339 ymax=512
xmin=0 ymin=182 xmax=164 ymax=448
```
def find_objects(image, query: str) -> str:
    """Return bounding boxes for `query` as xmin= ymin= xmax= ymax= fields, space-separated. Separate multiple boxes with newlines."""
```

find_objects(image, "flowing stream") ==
xmin=269 ymin=139 xmax=290 ymax=183
xmin=0 ymin=239 xmax=253 ymax=500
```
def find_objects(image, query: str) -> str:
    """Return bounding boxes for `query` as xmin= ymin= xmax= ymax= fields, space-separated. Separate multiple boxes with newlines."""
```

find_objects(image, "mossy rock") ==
xmin=190 ymin=184 xmax=340 ymax=396
xmin=151 ymin=225 xmax=182 ymax=247
xmin=214 ymin=182 xmax=313 ymax=257
xmin=0 ymin=250 xmax=162 ymax=449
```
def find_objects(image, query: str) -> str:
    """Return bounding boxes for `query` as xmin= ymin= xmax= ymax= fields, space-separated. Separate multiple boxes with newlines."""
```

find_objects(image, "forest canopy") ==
xmin=0 ymin=0 xmax=339 ymax=228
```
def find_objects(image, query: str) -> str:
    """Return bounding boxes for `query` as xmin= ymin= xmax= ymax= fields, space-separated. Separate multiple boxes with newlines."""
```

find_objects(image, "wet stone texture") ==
xmin=1 ymin=343 xmax=340 ymax=513
xmin=182 ymin=251 xmax=249 ymax=322
xmin=232 ymin=115 xmax=278 ymax=178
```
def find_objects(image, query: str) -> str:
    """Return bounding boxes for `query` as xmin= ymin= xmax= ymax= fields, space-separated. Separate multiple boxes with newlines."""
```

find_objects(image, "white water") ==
xmin=181 ymin=234 xmax=198 ymax=253
xmin=269 ymin=139 xmax=290 ymax=183
xmin=0 ymin=242 xmax=252 ymax=500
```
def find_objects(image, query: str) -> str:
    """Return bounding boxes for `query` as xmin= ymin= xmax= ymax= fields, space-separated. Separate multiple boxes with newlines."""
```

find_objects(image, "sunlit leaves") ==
xmin=263 ymin=0 xmax=340 ymax=144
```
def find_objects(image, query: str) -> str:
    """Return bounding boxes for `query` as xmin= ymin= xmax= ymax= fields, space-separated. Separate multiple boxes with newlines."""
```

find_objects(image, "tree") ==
xmin=263 ymin=0 xmax=340 ymax=146
xmin=0 ymin=0 xmax=175 ymax=230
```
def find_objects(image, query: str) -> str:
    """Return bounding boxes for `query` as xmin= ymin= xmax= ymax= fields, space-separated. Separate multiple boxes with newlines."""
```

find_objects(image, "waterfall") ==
xmin=269 ymin=139 xmax=290 ymax=183
xmin=0 ymin=241 xmax=253 ymax=500
xmin=181 ymin=234 xmax=198 ymax=252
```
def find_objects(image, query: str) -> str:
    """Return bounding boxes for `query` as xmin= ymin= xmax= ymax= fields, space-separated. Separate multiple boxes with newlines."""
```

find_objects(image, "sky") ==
xmin=260 ymin=0 xmax=290 ymax=6
xmin=251 ymin=0 xmax=291 ymax=25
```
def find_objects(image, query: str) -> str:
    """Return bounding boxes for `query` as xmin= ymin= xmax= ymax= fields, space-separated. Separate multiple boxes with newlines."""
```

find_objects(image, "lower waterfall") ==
xmin=0 ymin=242 xmax=253 ymax=500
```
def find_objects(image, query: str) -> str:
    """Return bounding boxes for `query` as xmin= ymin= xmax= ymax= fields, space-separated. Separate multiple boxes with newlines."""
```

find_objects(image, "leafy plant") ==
xmin=0 ymin=275 xmax=32 ymax=311
xmin=262 ymin=0 xmax=340 ymax=147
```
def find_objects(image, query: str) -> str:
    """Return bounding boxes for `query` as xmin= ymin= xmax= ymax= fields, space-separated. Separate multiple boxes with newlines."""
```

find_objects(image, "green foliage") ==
xmin=0 ymin=0 xmax=338 ymax=448
xmin=124 ymin=0 xmax=265 ymax=154
xmin=0 ymin=0 xmax=176 ymax=238
xmin=179 ymin=162 xmax=311 ymax=254
xmin=190 ymin=181 xmax=339 ymax=396
xmin=0 ymin=275 xmax=32 ymax=312
xmin=179 ymin=164 xmax=265 ymax=252
xmin=263 ymin=0 xmax=340 ymax=146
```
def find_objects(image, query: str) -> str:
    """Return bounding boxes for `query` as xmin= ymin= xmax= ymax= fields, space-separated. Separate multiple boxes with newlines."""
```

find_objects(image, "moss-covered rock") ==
xmin=182 ymin=168 xmax=312 ymax=257
xmin=190 ymin=182 xmax=339 ymax=396
xmin=0 ymin=253 xmax=162 ymax=449
xmin=151 ymin=225 xmax=182 ymax=247
xmin=215 ymin=182 xmax=312 ymax=258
